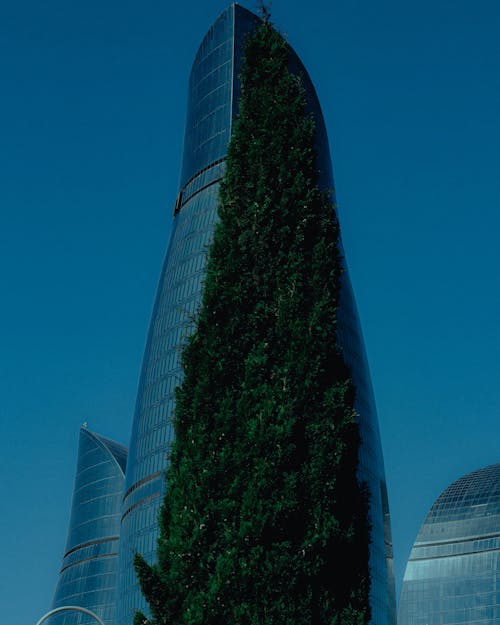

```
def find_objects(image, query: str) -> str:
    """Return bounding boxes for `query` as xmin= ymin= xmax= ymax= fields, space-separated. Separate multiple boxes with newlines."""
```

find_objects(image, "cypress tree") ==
xmin=134 ymin=13 xmax=371 ymax=625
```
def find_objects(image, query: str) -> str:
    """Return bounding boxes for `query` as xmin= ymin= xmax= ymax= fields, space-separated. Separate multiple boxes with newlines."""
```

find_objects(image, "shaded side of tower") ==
xmin=116 ymin=5 xmax=395 ymax=625
xmin=47 ymin=426 xmax=127 ymax=625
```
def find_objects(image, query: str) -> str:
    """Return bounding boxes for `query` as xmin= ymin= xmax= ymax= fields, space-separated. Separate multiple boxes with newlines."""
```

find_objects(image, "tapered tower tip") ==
xmin=257 ymin=0 xmax=272 ymax=22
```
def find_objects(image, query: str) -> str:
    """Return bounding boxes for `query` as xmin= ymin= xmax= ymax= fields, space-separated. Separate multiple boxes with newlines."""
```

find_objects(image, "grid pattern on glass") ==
xmin=399 ymin=463 xmax=500 ymax=625
xmin=116 ymin=11 xmax=237 ymax=625
xmin=179 ymin=7 xmax=233 ymax=188
xmin=116 ymin=181 xmax=223 ymax=625
xmin=47 ymin=428 xmax=127 ymax=625
xmin=116 ymin=6 xmax=396 ymax=625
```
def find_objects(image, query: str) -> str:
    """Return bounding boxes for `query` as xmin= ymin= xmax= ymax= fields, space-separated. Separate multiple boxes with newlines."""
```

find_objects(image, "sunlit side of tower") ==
xmin=399 ymin=463 xmax=500 ymax=625
xmin=116 ymin=5 xmax=395 ymax=624
xmin=47 ymin=427 xmax=127 ymax=625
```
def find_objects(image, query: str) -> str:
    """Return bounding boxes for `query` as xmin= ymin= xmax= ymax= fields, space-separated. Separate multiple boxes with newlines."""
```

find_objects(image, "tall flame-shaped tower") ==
xmin=116 ymin=6 xmax=395 ymax=624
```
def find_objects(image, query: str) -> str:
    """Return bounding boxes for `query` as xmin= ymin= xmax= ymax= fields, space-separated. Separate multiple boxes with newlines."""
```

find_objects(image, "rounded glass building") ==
xmin=399 ymin=463 xmax=500 ymax=625
xmin=116 ymin=5 xmax=395 ymax=624
xmin=48 ymin=427 xmax=127 ymax=625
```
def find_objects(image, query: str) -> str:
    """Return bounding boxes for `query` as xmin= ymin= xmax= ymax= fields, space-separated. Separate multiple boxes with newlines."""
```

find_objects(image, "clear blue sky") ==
xmin=1 ymin=1 xmax=499 ymax=624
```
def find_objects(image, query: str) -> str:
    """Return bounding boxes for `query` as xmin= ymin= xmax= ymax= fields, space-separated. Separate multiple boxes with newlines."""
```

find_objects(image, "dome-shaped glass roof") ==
xmin=400 ymin=463 xmax=500 ymax=625
xmin=417 ymin=463 xmax=500 ymax=543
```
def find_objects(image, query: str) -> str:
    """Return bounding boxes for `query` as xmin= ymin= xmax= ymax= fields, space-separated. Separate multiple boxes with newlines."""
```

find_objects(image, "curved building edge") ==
xmin=48 ymin=426 xmax=127 ymax=625
xmin=399 ymin=462 xmax=500 ymax=625
xmin=116 ymin=5 xmax=395 ymax=625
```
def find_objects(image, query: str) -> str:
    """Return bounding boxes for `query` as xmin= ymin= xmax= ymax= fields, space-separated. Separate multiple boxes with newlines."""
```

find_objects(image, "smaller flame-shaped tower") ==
xmin=47 ymin=427 xmax=127 ymax=625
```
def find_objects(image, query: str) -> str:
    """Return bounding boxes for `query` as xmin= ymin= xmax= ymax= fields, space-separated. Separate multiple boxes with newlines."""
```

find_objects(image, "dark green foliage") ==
xmin=134 ymin=17 xmax=371 ymax=625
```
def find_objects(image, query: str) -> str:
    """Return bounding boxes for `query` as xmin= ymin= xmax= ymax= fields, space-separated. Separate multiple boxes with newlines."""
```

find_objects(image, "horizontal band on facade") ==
xmin=178 ymin=176 xmax=223 ymax=214
xmin=63 ymin=536 xmax=119 ymax=559
xmin=411 ymin=544 xmax=500 ymax=562
xmin=414 ymin=530 xmax=500 ymax=549
xmin=181 ymin=156 xmax=225 ymax=196
xmin=174 ymin=157 xmax=226 ymax=216
xmin=60 ymin=552 xmax=118 ymax=574
xmin=121 ymin=492 xmax=161 ymax=522
xmin=123 ymin=471 xmax=162 ymax=503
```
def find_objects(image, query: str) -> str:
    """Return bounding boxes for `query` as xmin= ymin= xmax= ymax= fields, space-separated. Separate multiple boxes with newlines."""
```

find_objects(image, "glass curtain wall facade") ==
xmin=399 ymin=463 xmax=500 ymax=625
xmin=116 ymin=5 xmax=395 ymax=625
xmin=48 ymin=427 xmax=127 ymax=625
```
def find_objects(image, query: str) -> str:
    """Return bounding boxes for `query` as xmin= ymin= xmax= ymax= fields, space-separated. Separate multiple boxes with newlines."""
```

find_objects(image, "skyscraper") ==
xmin=48 ymin=426 xmax=127 ymax=625
xmin=399 ymin=463 xmax=500 ymax=625
xmin=116 ymin=5 xmax=395 ymax=624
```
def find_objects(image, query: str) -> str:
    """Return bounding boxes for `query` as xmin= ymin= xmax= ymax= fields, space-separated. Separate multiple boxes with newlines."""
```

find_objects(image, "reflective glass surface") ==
xmin=399 ymin=463 xmax=500 ymax=625
xmin=116 ymin=6 xmax=395 ymax=625
xmin=47 ymin=427 xmax=127 ymax=625
xmin=115 ymin=9 xmax=235 ymax=624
